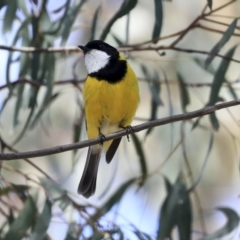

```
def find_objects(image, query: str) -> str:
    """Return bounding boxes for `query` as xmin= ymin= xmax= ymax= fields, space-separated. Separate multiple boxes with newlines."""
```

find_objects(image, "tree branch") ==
xmin=1 ymin=99 xmax=240 ymax=160
xmin=0 ymin=45 xmax=79 ymax=53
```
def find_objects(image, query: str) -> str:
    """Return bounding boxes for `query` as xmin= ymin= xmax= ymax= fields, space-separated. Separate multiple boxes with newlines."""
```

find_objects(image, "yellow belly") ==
xmin=83 ymin=62 xmax=140 ymax=147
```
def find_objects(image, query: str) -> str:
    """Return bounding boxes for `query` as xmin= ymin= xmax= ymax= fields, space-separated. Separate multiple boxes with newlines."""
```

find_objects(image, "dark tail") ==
xmin=106 ymin=137 xmax=122 ymax=164
xmin=78 ymin=146 xmax=101 ymax=198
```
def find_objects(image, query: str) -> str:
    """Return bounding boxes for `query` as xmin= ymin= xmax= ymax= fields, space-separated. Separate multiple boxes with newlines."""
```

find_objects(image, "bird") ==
xmin=78 ymin=40 xmax=140 ymax=198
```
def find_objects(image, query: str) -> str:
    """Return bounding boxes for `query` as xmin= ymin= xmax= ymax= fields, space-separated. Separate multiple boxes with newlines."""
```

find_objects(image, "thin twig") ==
xmin=207 ymin=0 xmax=237 ymax=14
xmin=1 ymin=99 xmax=240 ymax=160
xmin=202 ymin=18 xmax=240 ymax=30
xmin=197 ymin=23 xmax=240 ymax=37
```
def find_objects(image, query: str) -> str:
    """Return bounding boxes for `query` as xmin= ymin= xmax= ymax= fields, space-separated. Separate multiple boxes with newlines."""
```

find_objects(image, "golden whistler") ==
xmin=78 ymin=40 xmax=140 ymax=198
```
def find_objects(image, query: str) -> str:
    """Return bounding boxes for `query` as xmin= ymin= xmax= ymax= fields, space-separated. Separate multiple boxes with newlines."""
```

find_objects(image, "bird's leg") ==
xmin=98 ymin=132 xmax=106 ymax=145
xmin=120 ymin=125 xmax=134 ymax=142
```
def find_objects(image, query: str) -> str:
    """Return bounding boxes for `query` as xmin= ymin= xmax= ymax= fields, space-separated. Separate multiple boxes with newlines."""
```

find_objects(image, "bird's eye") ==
xmin=99 ymin=44 xmax=104 ymax=48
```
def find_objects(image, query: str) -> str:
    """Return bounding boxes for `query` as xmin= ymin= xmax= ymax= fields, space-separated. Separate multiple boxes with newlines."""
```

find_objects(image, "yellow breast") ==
xmin=83 ymin=56 xmax=139 ymax=140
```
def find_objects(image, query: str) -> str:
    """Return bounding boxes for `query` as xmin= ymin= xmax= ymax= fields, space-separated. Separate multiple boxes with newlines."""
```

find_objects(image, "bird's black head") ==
xmin=78 ymin=40 xmax=126 ymax=83
xmin=78 ymin=40 xmax=119 ymax=59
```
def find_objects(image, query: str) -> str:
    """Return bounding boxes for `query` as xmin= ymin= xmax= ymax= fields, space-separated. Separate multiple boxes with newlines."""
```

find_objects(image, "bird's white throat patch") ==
xmin=84 ymin=49 xmax=110 ymax=74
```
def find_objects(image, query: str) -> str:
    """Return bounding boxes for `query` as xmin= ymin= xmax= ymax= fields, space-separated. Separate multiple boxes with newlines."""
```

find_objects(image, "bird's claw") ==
xmin=124 ymin=126 xmax=134 ymax=142
xmin=99 ymin=133 xmax=106 ymax=145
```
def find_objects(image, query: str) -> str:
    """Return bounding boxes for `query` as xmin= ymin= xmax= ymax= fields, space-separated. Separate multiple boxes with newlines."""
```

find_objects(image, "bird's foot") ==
xmin=99 ymin=133 xmax=106 ymax=145
xmin=122 ymin=126 xmax=134 ymax=142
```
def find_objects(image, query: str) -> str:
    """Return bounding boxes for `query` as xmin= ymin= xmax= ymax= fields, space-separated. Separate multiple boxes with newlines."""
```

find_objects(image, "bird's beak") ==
xmin=78 ymin=45 xmax=89 ymax=54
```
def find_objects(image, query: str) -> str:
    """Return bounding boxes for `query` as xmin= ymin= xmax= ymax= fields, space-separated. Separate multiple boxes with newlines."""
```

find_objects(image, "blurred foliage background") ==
xmin=0 ymin=0 xmax=240 ymax=239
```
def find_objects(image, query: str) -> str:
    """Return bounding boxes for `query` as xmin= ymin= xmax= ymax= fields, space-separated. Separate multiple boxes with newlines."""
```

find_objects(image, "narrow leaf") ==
xmin=203 ymin=208 xmax=240 ymax=240
xmin=29 ymin=199 xmax=52 ymax=240
xmin=30 ymin=54 xmax=56 ymax=127
xmin=207 ymin=0 xmax=212 ymax=10
xmin=112 ymin=33 xmax=124 ymax=46
xmin=141 ymin=66 xmax=162 ymax=138
xmin=0 ymin=0 xmax=7 ymax=10
xmin=227 ymin=83 xmax=238 ymax=100
xmin=208 ymin=46 xmax=237 ymax=130
xmin=189 ymin=133 xmax=214 ymax=192
xmin=145 ymin=71 xmax=162 ymax=138
xmin=90 ymin=6 xmax=101 ymax=41
xmin=205 ymin=19 xmax=237 ymax=68
xmin=177 ymin=73 xmax=190 ymax=112
xmin=61 ymin=0 xmax=87 ymax=45
xmin=100 ymin=0 xmax=138 ymax=40
xmin=157 ymin=177 xmax=191 ymax=240
xmin=152 ymin=0 xmax=163 ymax=43
xmin=4 ymin=197 xmax=37 ymax=240
xmin=3 ymin=0 xmax=18 ymax=33
xmin=72 ymin=110 xmax=84 ymax=162
xmin=193 ymin=57 xmax=215 ymax=75
xmin=132 ymin=133 xmax=147 ymax=183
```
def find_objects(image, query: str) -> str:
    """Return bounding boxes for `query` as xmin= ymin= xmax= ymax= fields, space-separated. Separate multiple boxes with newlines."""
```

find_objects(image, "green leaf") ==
xmin=72 ymin=111 xmax=84 ymax=159
xmin=4 ymin=196 xmax=37 ymax=240
xmin=112 ymin=33 xmax=124 ymax=46
xmin=95 ymin=178 xmax=136 ymax=217
xmin=29 ymin=199 xmax=52 ymax=240
xmin=64 ymin=233 xmax=76 ymax=240
xmin=131 ymin=134 xmax=147 ymax=184
xmin=193 ymin=57 xmax=215 ymax=75
xmin=157 ymin=177 xmax=191 ymax=240
xmin=30 ymin=53 xmax=57 ymax=127
xmin=189 ymin=133 xmax=214 ymax=192
xmin=152 ymin=0 xmax=163 ymax=43
xmin=207 ymin=0 xmax=212 ymax=10
xmin=177 ymin=73 xmax=190 ymax=112
xmin=0 ymin=184 xmax=29 ymax=203
xmin=227 ymin=83 xmax=238 ymax=100
xmin=100 ymin=0 xmax=138 ymax=40
xmin=61 ymin=0 xmax=87 ymax=45
xmin=18 ymin=0 xmax=29 ymax=16
xmin=90 ymin=6 xmax=101 ymax=41
xmin=2 ymin=0 xmax=17 ymax=33
xmin=141 ymin=66 xmax=162 ymax=138
xmin=208 ymin=46 xmax=237 ymax=130
xmin=146 ymin=71 xmax=162 ymax=138
xmin=40 ymin=178 xmax=71 ymax=211
xmin=203 ymin=208 xmax=240 ymax=240
xmin=5 ymin=17 xmax=30 ymax=89
xmin=13 ymin=26 xmax=30 ymax=127
xmin=205 ymin=19 xmax=237 ymax=68
xmin=0 ymin=0 xmax=7 ymax=10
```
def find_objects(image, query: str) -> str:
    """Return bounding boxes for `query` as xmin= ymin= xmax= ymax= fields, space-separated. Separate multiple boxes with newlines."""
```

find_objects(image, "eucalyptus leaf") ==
xmin=90 ymin=6 xmax=101 ymax=41
xmin=112 ymin=33 xmax=124 ymax=46
xmin=208 ymin=46 xmax=237 ymax=130
xmin=207 ymin=0 xmax=212 ymax=10
xmin=4 ymin=197 xmax=37 ymax=240
xmin=0 ymin=0 xmax=7 ymax=10
xmin=227 ymin=83 xmax=238 ymax=100
xmin=17 ymin=0 xmax=29 ymax=16
xmin=157 ymin=177 xmax=191 ymax=240
xmin=152 ymin=0 xmax=163 ymax=43
xmin=132 ymin=133 xmax=147 ymax=183
xmin=2 ymin=0 xmax=17 ymax=33
xmin=193 ymin=57 xmax=215 ymax=75
xmin=29 ymin=199 xmax=52 ymax=240
xmin=205 ymin=19 xmax=237 ymax=68
xmin=189 ymin=133 xmax=214 ymax=192
xmin=100 ymin=0 xmax=138 ymax=40
xmin=177 ymin=73 xmax=190 ymax=112
xmin=203 ymin=208 xmax=240 ymax=240
xmin=61 ymin=0 xmax=87 ymax=45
